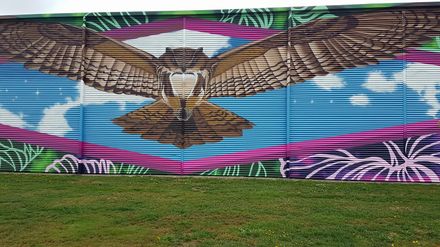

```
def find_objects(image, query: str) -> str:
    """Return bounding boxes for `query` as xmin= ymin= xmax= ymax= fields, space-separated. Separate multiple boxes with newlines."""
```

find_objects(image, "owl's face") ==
xmin=158 ymin=47 xmax=211 ymax=121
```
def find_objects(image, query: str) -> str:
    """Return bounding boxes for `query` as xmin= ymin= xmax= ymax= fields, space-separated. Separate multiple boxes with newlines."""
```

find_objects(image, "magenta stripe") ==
xmin=288 ymin=119 xmax=439 ymax=158
xmin=2 ymin=120 xmax=439 ymax=174
xmin=182 ymin=119 xmax=440 ymax=174
xmin=102 ymin=17 xmax=280 ymax=41
xmin=0 ymin=124 xmax=80 ymax=153
xmin=103 ymin=18 xmax=184 ymax=40
xmin=0 ymin=124 xmax=181 ymax=173
xmin=396 ymin=48 xmax=440 ymax=66
xmin=184 ymin=17 xmax=280 ymax=40
xmin=0 ymin=56 xmax=7 ymax=64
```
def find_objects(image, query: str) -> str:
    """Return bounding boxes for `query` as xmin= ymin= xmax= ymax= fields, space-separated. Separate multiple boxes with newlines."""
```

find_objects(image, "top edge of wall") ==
xmin=0 ymin=1 xmax=440 ymax=20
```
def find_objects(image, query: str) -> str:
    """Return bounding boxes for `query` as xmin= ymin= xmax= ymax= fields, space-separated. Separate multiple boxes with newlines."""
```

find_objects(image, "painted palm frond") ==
xmin=0 ymin=139 xmax=44 ymax=172
xmin=289 ymin=6 xmax=336 ymax=27
xmin=45 ymin=154 xmax=79 ymax=173
xmin=279 ymin=158 xmax=289 ymax=178
xmin=199 ymin=160 xmax=282 ymax=177
xmin=85 ymin=12 xmax=149 ymax=32
xmin=45 ymin=154 xmax=158 ymax=175
xmin=219 ymin=8 xmax=274 ymax=28
xmin=285 ymin=134 xmax=440 ymax=182
xmin=116 ymin=163 xmax=152 ymax=175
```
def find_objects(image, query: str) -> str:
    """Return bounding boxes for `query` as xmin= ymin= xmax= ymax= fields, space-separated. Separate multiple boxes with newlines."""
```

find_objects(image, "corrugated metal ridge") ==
xmin=2 ymin=1 xmax=440 ymax=19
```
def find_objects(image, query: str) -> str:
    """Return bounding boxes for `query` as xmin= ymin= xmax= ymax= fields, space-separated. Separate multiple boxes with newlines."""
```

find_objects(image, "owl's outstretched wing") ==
xmin=206 ymin=8 xmax=440 ymax=98
xmin=0 ymin=21 xmax=160 ymax=98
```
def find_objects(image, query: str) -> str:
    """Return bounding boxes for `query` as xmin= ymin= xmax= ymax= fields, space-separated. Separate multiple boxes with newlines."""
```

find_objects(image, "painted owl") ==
xmin=0 ymin=9 xmax=439 ymax=148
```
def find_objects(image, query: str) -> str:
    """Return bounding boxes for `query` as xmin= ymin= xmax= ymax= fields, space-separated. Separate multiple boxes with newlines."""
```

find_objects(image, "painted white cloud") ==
xmin=361 ymin=63 xmax=440 ymax=118
xmin=81 ymin=84 xmax=148 ymax=111
xmin=37 ymin=98 xmax=80 ymax=136
xmin=123 ymin=29 xmax=231 ymax=57
xmin=37 ymin=84 xmax=151 ymax=137
xmin=362 ymin=70 xmax=401 ymax=93
xmin=0 ymin=106 xmax=28 ymax=128
xmin=312 ymin=74 xmax=345 ymax=91
xmin=350 ymin=94 xmax=370 ymax=106
xmin=395 ymin=63 xmax=440 ymax=118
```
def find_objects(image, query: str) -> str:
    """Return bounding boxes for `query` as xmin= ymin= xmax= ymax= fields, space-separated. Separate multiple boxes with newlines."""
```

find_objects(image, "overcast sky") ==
xmin=1 ymin=0 xmax=438 ymax=15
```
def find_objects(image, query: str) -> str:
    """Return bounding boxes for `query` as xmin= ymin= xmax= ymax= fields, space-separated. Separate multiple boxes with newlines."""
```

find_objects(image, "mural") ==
xmin=1 ymin=3 xmax=440 ymax=182
xmin=284 ymin=134 xmax=440 ymax=182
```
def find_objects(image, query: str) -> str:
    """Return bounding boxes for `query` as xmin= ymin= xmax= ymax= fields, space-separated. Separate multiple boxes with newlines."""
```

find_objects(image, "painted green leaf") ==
xmin=420 ymin=37 xmax=440 ymax=53
xmin=85 ymin=12 xmax=149 ymax=32
xmin=219 ymin=8 xmax=275 ymax=29
xmin=31 ymin=150 xmax=63 ymax=173
xmin=199 ymin=159 xmax=283 ymax=178
xmin=289 ymin=6 xmax=337 ymax=27
xmin=44 ymin=153 xmax=167 ymax=175
xmin=0 ymin=139 xmax=44 ymax=172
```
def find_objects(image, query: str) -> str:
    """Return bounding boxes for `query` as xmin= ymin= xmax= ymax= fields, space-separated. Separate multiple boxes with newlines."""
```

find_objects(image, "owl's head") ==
xmin=158 ymin=47 xmax=210 ymax=72
xmin=158 ymin=47 xmax=210 ymax=121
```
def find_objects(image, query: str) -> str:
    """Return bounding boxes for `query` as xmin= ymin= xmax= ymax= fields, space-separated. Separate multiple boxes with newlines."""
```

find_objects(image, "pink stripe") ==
xmin=0 ymin=124 xmax=181 ymax=173
xmin=102 ymin=17 xmax=280 ymax=41
xmin=0 ymin=56 xmax=8 ymax=64
xmin=288 ymin=119 xmax=439 ymax=158
xmin=2 ymin=120 xmax=438 ymax=174
xmin=396 ymin=48 xmax=440 ymax=66
xmin=182 ymin=119 xmax=440 ymax=174
xmin=184 ymin=17 xmax=280 ymax=40
xmin=103 ymin=18 xmax=184 ymax=40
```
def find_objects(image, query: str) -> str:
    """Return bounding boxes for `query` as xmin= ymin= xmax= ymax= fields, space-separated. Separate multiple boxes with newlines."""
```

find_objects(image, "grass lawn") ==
xmin=0 ymin=174 xmax=439 ymax=246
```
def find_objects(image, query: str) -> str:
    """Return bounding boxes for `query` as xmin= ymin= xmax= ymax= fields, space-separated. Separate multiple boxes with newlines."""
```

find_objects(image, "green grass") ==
xmin=1 ymin=174 xmax=439 ymax=246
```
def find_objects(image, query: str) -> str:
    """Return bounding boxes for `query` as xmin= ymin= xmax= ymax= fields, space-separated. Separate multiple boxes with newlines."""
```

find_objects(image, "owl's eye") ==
xmin=161 ymin=88 xmax=169 ymax=104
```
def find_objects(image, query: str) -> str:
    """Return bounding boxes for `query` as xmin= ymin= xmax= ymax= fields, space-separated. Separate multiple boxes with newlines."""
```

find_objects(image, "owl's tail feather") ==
xmin=112 ymin=100 xmax=254 ymax=149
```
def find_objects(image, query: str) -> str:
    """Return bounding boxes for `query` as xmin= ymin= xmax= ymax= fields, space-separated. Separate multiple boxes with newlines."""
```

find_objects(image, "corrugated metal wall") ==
xmin=0 ymin=16 xmax=83 ymax=174
xmin=288 ymin=7 xmax=407 ymax=179
xmin=83 ymin=13 xmax=184 ymax=174
xmin=182 ymin=11 xmax=289 ymax=177
xmin=1 ymin=3 xmax=440 ymax=182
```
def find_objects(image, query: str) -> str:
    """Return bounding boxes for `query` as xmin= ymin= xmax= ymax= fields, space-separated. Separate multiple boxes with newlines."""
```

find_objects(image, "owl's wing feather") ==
xmin=0 ymin=21 xmax=160 ymax=98
xmin=207 ymin=9 xmax=440 ymax=98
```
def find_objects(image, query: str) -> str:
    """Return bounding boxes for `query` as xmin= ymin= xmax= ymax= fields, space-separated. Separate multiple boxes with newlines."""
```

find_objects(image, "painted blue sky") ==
xmin=0 ymin=30 xmax=439 ymax=161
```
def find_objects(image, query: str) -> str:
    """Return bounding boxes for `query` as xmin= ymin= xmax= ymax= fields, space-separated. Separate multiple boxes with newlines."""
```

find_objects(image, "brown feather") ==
xmin=0 ymin=21 xmax=160 ymax=99
xmin=207 ymin=8 xmax=440 ymax=98
xmin=113 ymin=100 xmax=253 ymax=149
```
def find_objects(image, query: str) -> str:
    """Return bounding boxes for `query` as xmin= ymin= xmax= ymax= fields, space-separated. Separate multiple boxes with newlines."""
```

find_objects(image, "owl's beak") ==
xmin=175 ymin=108 xmax=192 ymax=121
